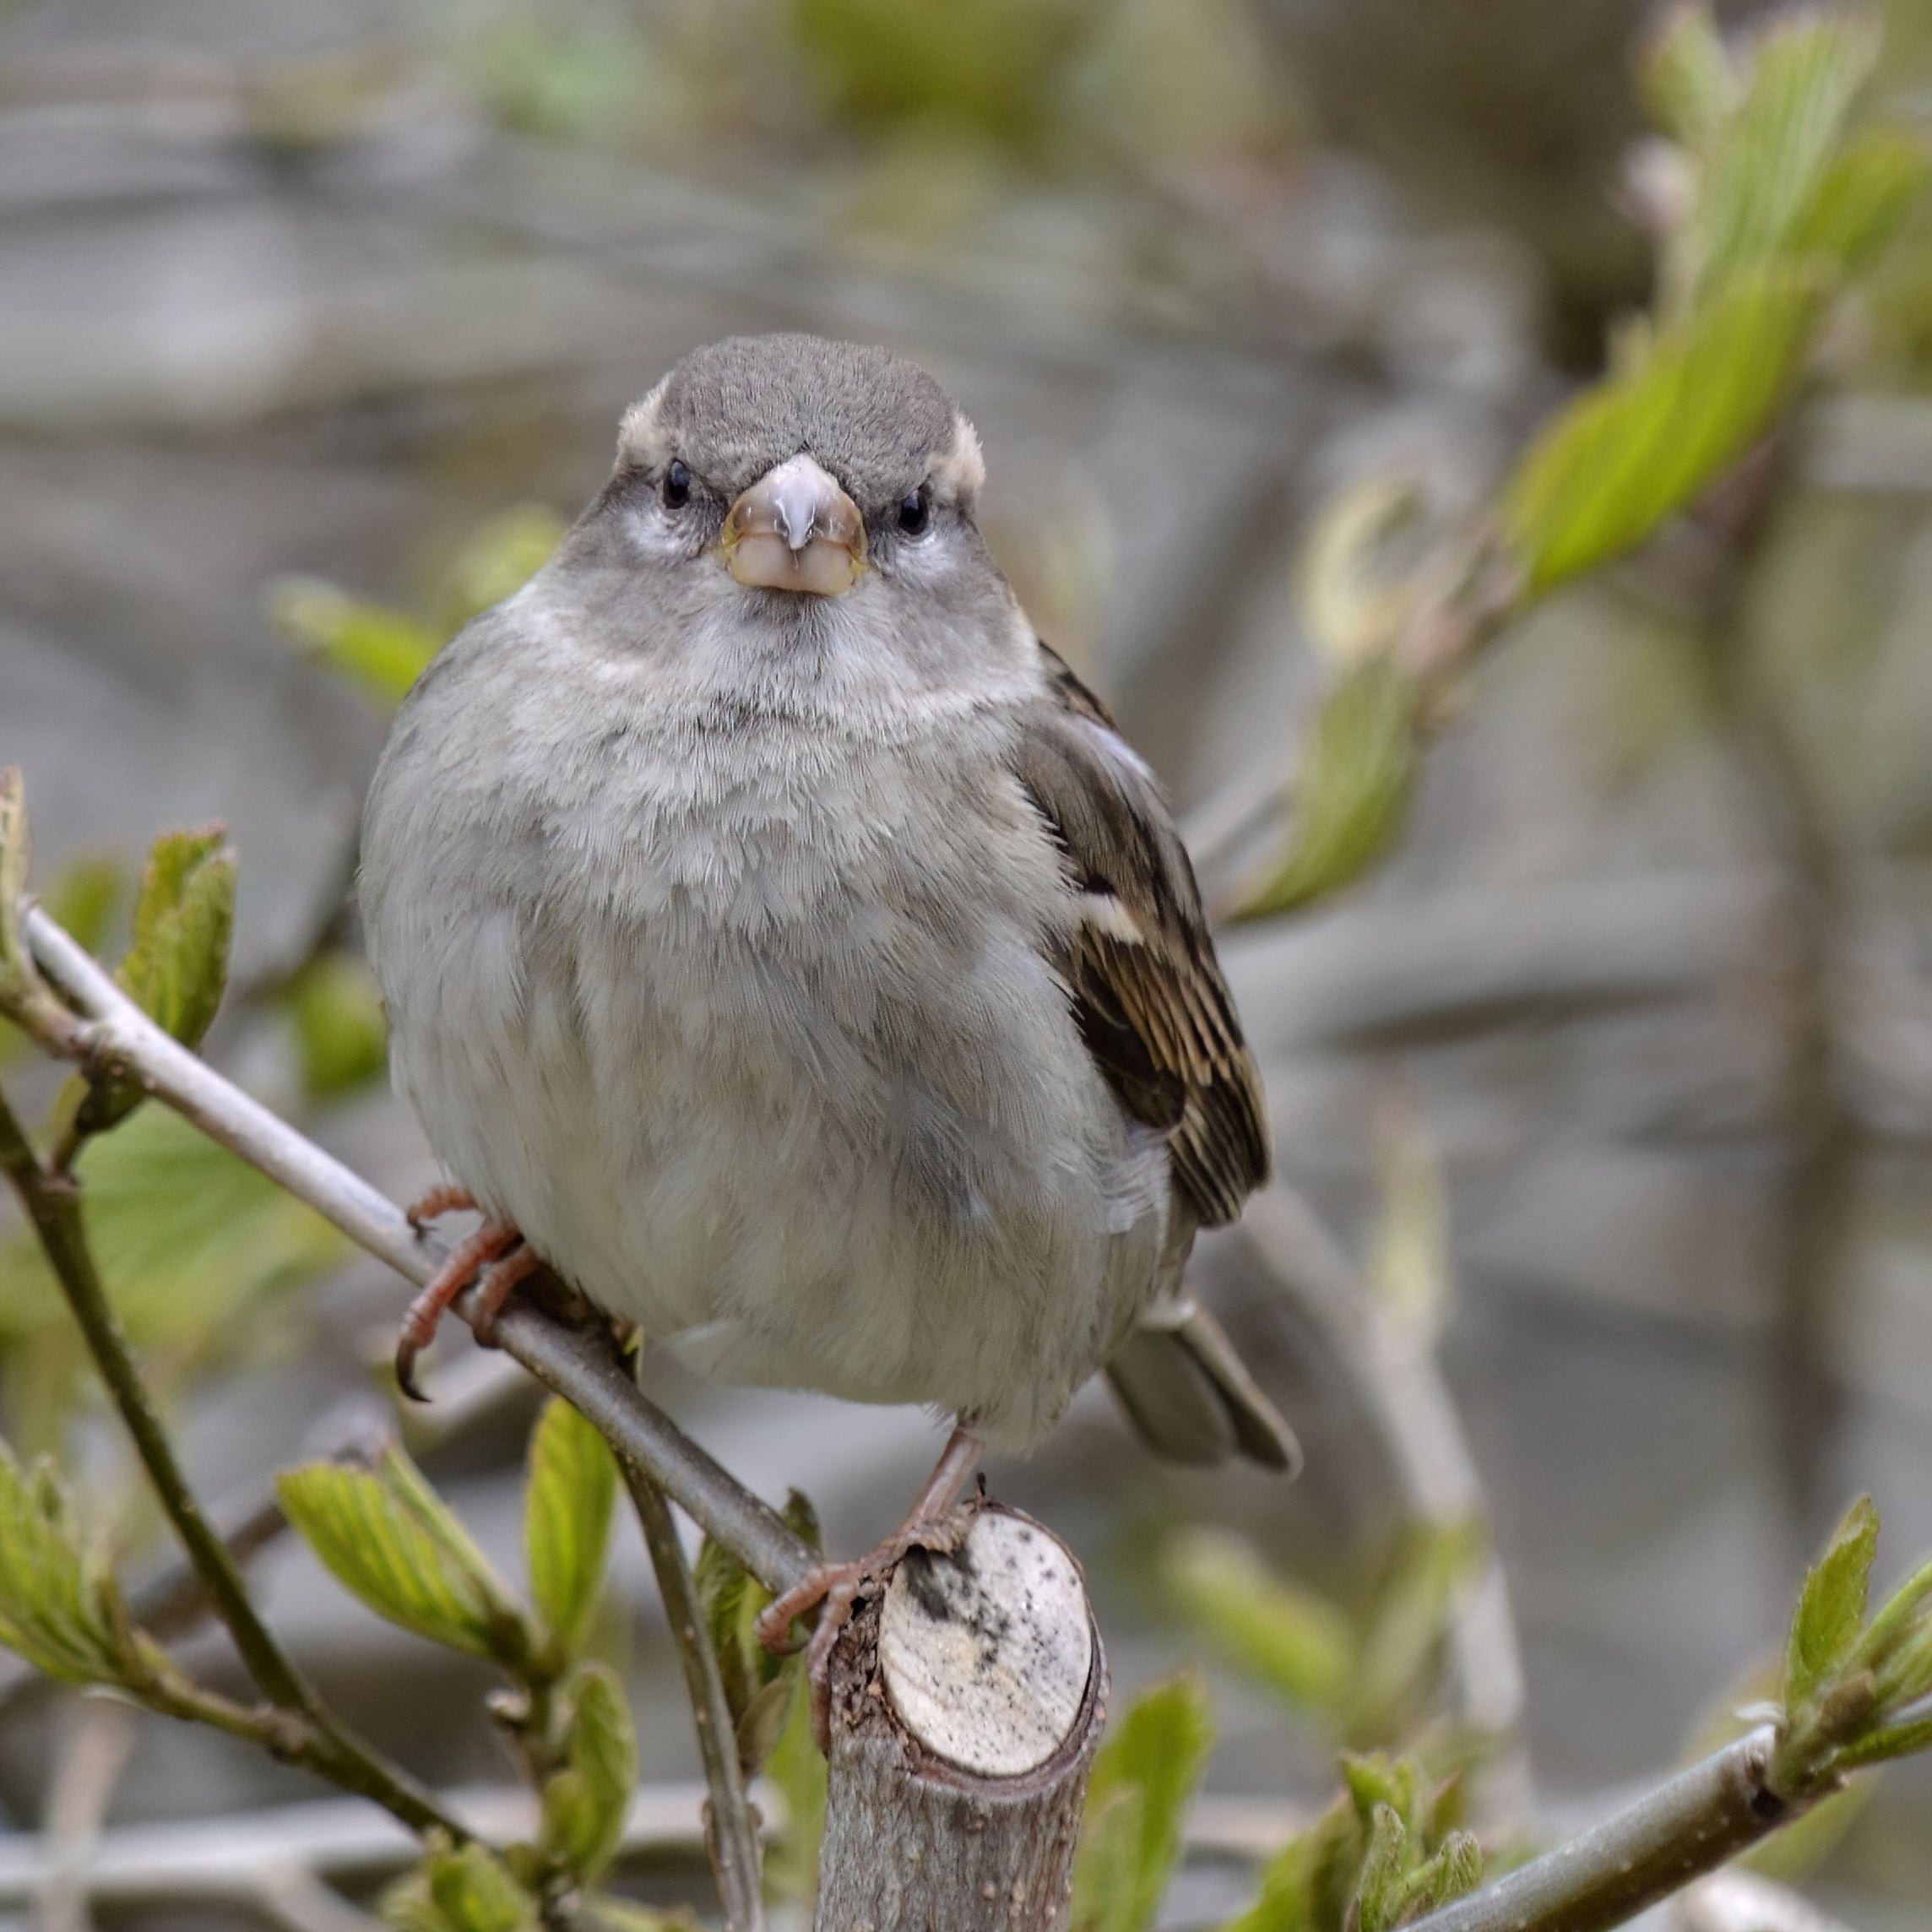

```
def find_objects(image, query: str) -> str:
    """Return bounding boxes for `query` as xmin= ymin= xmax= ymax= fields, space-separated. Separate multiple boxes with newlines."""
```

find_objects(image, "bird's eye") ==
xmin=897 ymin=488 xmax=931 ymax=537
xmin=663 ymin=459 xmax=692 ymax=509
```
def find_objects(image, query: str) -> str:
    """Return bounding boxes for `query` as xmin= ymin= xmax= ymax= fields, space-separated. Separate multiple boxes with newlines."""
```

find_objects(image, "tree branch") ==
xmin=1408 ymin=1726 xmax=1815 ymax=1932
xmin=17 ymin=904 xmax=815 ymax=1598
xmin=0 ymin=1084 xmax=464 ymax=1842
xmin=622 ymin=1469 xmax=768 ymax=1932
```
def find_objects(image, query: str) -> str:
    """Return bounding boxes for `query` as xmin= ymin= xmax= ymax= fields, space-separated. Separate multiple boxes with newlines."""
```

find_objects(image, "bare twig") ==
xmin=1408 ymin=1726 xmax=1821 ymax=1932
xmin=1239 ymin=1180 xmax=1532 ymax=1817
xmin=622 ymin=1469 xmax=767 ymax=1932
xmin=0 ymin=1083 xmax=464 ymax=1842
xmin=18 ymin=904 xmax=814 ymax=1598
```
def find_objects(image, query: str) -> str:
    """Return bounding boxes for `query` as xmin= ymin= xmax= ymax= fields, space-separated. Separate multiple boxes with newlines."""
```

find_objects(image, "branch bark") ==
xmin=1408 ymin=1726 xmax=1818 ymax=1932
xmin=621 ymin=1468 xmax=767 ymax=1932
xmin=814 ymin=1506 xmax=1106 ymax=1932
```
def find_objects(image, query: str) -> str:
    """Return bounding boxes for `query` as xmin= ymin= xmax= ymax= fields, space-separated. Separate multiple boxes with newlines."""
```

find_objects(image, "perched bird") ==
xmin=360 ymin=333 xmax=1295 ymax=1656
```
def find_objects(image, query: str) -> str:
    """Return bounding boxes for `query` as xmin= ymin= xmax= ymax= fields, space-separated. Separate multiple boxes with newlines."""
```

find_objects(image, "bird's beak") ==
xmin=720 ymin=454 xmax=868 ymax=596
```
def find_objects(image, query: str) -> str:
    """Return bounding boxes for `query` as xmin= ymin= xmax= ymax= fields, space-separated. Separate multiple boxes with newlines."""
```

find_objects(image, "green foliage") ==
xmin=538 ymin=1662 xmax=638 ymax=1886
xmin=762 ymin=1668 xmax=830 ymax=1905
xmin=269 ymin=578 xmax=442 ymax=709
xmin=694 ymin=1489 xmax=820 ymax=1778
xmin=525 ymin=1394 xmax=620 ymax=1662
xmin=383 ymin=1836 xmax=543 ymax=1932
xmin=285 ymin=949 xmax=390 ymax=1099
xmin=1163 ymin=1527 xmax=1353 ymax=1712
xmin=1236 ymin=660 xmax=1424 ymax=918
xmin=1227 ymin=1756 xmax=1477 ymax=1932
xmin=0 ymin=1438 xmax=143 ymax=1685
xmin=270 ymin=502 xmax=565 ymax=711
xmin=1501 ymin=267 xmax=1823 ymax=593
xmin=65 ymin=827 xmax=237 ymax=1141
xmin=1786 ymin=1494 xmax=1879 ymax=1706
xmin=279 ymin=1444 xmax=535 ymax=1669
xmin=1070 ymin=1672 xmax=1214 ymax=1932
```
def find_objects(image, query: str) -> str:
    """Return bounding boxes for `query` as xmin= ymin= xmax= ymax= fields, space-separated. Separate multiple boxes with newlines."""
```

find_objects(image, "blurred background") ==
xmin=5 ymin=0 xmax=1932 ymax=1925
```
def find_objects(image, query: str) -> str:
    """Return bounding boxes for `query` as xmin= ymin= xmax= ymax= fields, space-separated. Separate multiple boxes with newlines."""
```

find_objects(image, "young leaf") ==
xmin=1345 ymin=1522 xmax=1484 ymax=1744
xmin=1163 ymin=1527 xmax=1354 ymax=1712
xmin=1785 ymin=1495 xmax=1880 ymax=1707
xmin=1832 ymin=1711 xmax=1932 ymax=1770
xmin=1070 ymin=1672 xmax=1214 ymax=1932
xmin=0 ymin=1441 xmax=135 ymax=1685
xmin=1790 ymin=129 xmax=1932 ymax=275
xmin=269 ymin=577 xmax=442 ymax=710
xmin=440 ymin=505 xmax=567 ymax=632
xmin=425 ymin=1839 xmax=543 ymax=1932
xmin=1642 ymin=5 xmax=1738 ymax=154
xmin=539 ymin=1662 xmax=638 ymax=1884
xmin=117 ymin=828 xmax=236 ymax=1049
xmin=1684 ymin=11 xmax=1879 ymax=306
xmin=279 ymin=1446 xmax=531 ymax=1668
xmin=1501 ymin=267 xmax=1822 ymax=593
xmin=1354 ymin=1801 xmax=1415 ymax=1932
xmin=1235 ymin=659 xmax=1424 ymax=919
xmin=762 ymin=1671 xmax=829 ymax=1904
xmin=524 ymin=1395 xmax=619 ymax=1661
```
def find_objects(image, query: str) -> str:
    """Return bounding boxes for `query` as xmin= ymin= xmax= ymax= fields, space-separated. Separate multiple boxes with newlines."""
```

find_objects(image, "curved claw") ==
xmin=393 ymin=1217 xmax=527 ymax=1401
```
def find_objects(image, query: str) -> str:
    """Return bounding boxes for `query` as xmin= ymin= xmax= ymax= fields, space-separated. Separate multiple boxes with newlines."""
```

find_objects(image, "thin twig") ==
xmin=19 ymin=904 xmax=815 ymax=1598
xmin=1239 ymin=1181 xmax=1533 ymax=1820
xmin=622 ymin=1469 xmax=768 ymax=1932
xmin=1408 ymin=1727 xmax=1816 ymax=1932
xmin=0 ymin=1086 xmax=465 ymax=1842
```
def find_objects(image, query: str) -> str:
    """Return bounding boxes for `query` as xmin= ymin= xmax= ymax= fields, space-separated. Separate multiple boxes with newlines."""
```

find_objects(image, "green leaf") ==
xmin=0 ymin=1441 xmax=137 ymax=1685
xmin=440 ymin=506 xmax=567 ymax=632
xmin=1642 ymin=5 xmax=1738 ymax=153
xmin=1071 ymin=1672 xmax=1214 ymax=1932
xmin=762 ymin=1672 xmax=828 ymax=1904
xmin=1502 ymin=267 xmax=1823 ymax=594
xmin=425 ymin=1840 xmax=543 ymax=1932
xmin=1685 ymin=11 xmax=1879 ymax=306
xmin=118 ymin=828 xmax=236 ymax=1048
xmin=269 ymin=576 xmax=442 ymax=710
xmin=279 ymin=1445 xmax=532 ymax=1668
xmin=286 ymin=950 xmax=390 ymax=1099
xmin=1790 ymin=129 xmax=1932 ymax=275
xmin=1352 ymin=1802 xmax=1411 ymax=1932
xmin=524 ymin=1396 xmax=618 ymax=1661
xmin=0 ymin=1106 xmax=349 ymax=1359
xmin=540 ymin=1662 xmax=638 ymax=1884
xmin=1832 ymin=1710 xmax=1932 ymax=1769
xmin=1224 ymin=1792 xmax=1361 ymax=1932
xmin=1345 ymin=1523 xmax=1485 ymax=1744
xmin=1236 ymin=659 xmax=1424 ymax=920
xmin=1163 ymin=1528 xmax=1353 ymax=1712
xmin=1786 ymin=1495 xmax=1880 ymax=1708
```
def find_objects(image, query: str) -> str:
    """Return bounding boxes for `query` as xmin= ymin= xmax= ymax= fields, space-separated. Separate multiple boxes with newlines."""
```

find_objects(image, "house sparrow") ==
xmin=360 ymin=334 xmax=1295 ymax=1655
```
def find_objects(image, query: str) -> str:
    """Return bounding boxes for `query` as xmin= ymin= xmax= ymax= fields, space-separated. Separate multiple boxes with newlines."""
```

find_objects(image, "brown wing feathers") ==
xmin=1015 ymin=646 xmax=1270 ymax=1227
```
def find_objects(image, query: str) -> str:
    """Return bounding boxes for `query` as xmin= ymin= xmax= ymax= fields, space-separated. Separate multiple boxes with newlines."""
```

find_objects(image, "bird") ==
xmin=359 ymin=332 xmax=1296 ymax=1670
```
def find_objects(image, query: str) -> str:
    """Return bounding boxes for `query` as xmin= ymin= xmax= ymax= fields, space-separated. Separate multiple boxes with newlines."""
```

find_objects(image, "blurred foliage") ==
xmin=1239 ymin=0 xmax=1930 ymax=919
xmin=269 ymin=504 xmax=567 ymax=710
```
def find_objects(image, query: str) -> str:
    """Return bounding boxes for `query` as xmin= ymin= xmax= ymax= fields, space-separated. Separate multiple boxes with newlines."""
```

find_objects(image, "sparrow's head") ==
xmin=595 ymin=334 xmax=990 ymax=608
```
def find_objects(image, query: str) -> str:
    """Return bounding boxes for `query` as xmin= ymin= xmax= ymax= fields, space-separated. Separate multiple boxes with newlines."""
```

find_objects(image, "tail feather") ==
xmin=1104 ymin=1299 xmax=1301 ymax=1473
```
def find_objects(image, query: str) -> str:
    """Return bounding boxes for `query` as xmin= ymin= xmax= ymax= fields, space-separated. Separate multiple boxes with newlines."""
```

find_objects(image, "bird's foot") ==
xmin=405 ymin=1181 xmax=481 ymax=1230
xmin=754 ymin=1423 xmax=986 ymax=1749
xmin=394 ymin=1213 xmax=540 ymax=1401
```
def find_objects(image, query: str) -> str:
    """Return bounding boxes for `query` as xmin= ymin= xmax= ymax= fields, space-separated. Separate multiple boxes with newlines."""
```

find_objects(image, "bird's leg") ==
xmin=755 ymin=1421 xmax=986 ymax=1739
xmin=394 ymin=1202 xmax=536 ymax=1401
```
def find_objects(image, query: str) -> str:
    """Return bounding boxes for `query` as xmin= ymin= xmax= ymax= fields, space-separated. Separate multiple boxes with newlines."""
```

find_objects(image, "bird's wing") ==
xmin=1012 ymin=643 xmax=1271 ymax=1226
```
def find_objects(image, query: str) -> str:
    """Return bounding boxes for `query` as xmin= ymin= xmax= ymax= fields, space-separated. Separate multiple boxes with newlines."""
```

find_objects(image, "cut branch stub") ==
xmin=815 ymin=1505 xmax=1107 ymax=1932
